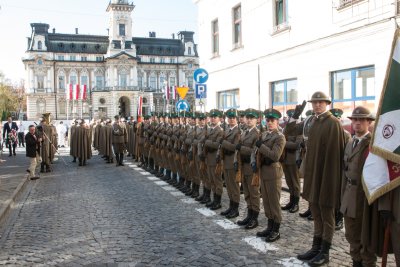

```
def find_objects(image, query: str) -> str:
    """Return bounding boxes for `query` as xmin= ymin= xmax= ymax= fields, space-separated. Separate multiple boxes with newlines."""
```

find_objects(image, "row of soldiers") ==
xmin=127 ymin=91 xmax=398 ymax=267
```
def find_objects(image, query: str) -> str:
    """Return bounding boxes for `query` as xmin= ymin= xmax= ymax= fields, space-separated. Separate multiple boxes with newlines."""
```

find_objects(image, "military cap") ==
xmin=286 ymin=109 xmax=295 ymax=117
xmin=225 ymin=108 xmax=238 ymax=118
xmin=209 ymin=109 xmax=223 ymax=117
xmin=197 ymin=112 xmax=206 ymax=119
xmin=330 ymin=108 xmax=343 ymax=118
xmin=308 ymin=91 xmax=331 ymax=104
xmin=144 ymin=115 xmax=151 ymax=120
xmin=245 ymin=108 xmax=260 ymax=119
xmin=348 ymin=106 xmax=375 ymax=121
xmin=238 ymin=110 xmax=245 ymax=117
xmin=264 ymin=108 xmax=282 ymax=119
xmin=305 ymin=110 xmax=313 ymax=116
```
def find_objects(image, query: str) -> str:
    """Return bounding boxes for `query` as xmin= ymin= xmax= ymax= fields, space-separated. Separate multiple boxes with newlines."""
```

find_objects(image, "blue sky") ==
xmin=0 ymin=0 xmax=198 ymax=84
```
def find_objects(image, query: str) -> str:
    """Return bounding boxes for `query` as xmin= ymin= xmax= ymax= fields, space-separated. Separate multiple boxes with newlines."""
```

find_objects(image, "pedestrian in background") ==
xmin=17 ymin=121 xmax=25 ymax=147
xmin=3 ymin=116 xmax=19 ymax=156
xmin=25 ymin=125 xmax=41 ymax=180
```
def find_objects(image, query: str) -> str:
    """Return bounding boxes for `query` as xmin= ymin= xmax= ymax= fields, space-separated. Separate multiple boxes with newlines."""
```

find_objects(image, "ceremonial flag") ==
xmin=172 ymin=86 xmax=177 ymax=100
xmin=362 ymin=29 xmax=400 ymax=204
xmin=164 ymin=84 xmax=170 ymax=100
xmin=137 ymin=96 xmax=143 ymax=116
xmin=80 ymin=85 xmax=87 ymax=100
xmin=66 ymin=84 xmax=73 ymax=100
xmin=73 ymin=84 xmax=80 ymax=100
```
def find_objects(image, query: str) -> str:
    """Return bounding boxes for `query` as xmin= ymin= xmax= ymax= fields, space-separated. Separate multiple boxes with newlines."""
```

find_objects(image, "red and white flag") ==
xmin=137 ymin=96 xmax=143 ymax=116
xmin=66 ymin=84 xmax=73 ymax=100
xmin=80 ymin=85 xmax=87 ymax=100
xmin=73 ymin=84 xmax=80 ymax=100
xmin=172 ymin=86 xmax=177 ymax=100
xmin=164 ymin=84 xmax=170 ymax=100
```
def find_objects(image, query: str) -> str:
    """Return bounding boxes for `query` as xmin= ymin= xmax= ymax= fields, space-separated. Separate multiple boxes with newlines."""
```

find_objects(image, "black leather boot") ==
xmin=265 ymin=221 xmax=280 ymax=242
xmin=79 ymin=159 xmax=83 ymax=166
xmin=72 ymin=157 xmax=77 ymax=163
xmin=206 ymin=192 xmax=216 ymax=207
xmin=289 ymin=196 xmax=299 ymax=213
xmin=45 ymin=164 xmax=52 ymax=172
xmin=200 ymin=189 xmax=211 ymax=204
xmin=300 ymin=207 xmax=311 ymax=218
xmin=245 ymin=210 xmax=259 ymax=229
xmin=297 ymin=236 xmax=322 ymax=261
xmin=210 ymin=194 xmax=222 ymax=210
xmin=40 ymin=163 xmax=45 ymax=173
xmin=176 ymin=177 xmax=185 ymax=189
xmin=184 ymin=181 xmax=193 ymax=195
xmin=308 ymin=240 xmax=330 ymax=266
xmin=335 ymin=210 xmax=344 ymax=230
xmin=257 ymin=219 xmax=273 ymax=237
xmin=281 ymin=195 xmax=294 ymax=211
xmin=191 ymin=184 xmax=200 ymax=199
xmin=226 ymin=202 xmax=239 ymax=219
xmin=221 ymin=200 xmax=233 ymax=216
xmin=162 ymin=170 xmax=171 ymax=181
xmin=115 ymin=154 xmax=120 ymax=166
xmin=352 ymin=260 xmax=363 ymax=267
xmin=119 ymin=153 xmax=124 ymax=166
xmin=237 ymin=209 xmax=252 ymax=226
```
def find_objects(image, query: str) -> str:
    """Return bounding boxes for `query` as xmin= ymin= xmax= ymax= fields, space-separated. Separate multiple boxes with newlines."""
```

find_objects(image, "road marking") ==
xmin=277 ymin=257 xmax=309 ymax=266
xmin=196 ymin=208 xmax=216 ymax=217
xmin=161 ymin=186 xmax=176 ymax=191
xmin=154 ymin=181 xmax=168 ymax=186
xmin=181 ymin=198 xmax=198 ymax=204
xmin=146 ymin=176 xmax=159 ymax=181
xmin=139 ymin=171 xmax=150 ymax=175
xmin=170 ymin=191 xmax=185 ymax=197
xmin=133 ymin=168 xmax=142 ymax=171
xmin=242 ymin=237 xmax=279 ymax=253
xmin=214 ymin=219 xmax=240 ymax=229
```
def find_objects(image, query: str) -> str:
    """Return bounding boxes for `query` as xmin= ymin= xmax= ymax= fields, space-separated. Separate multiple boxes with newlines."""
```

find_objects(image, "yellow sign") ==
xmin=176 ymin=87 xmax=189 ymax=99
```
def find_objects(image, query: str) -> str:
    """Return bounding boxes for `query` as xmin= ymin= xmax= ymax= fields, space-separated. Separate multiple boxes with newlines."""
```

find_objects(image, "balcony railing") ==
xmin=91 ymin=86 xmax=163 ymax=92
xmin=29 ymin=88 xmax=53 ymax=93
xmin=337 ymin=0 xmax=365 ymax=9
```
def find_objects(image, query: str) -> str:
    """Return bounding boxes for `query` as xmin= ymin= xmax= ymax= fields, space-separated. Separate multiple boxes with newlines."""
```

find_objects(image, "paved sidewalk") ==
xmin=0 ymin=146 xmax=31 ymax=226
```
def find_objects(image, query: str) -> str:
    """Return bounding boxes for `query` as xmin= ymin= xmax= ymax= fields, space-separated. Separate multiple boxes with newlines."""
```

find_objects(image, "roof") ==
xmin=46 ymin=33 xmax=109 ymax=54
xmin=132 ymin=37 xmax=184 ymax=56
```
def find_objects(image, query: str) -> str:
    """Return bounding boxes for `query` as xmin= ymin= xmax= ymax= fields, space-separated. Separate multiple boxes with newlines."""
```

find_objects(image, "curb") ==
xmin=0 ymin=176 xmax=30 ymax=226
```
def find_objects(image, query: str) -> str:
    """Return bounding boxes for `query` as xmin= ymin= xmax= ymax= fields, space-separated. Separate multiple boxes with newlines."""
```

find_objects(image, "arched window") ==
xmin=38 ymin=41 xmax=42 ymax=50
xmin=59 ymin=99 xmax=66 ymax=115
xmin=83 ymin=102 xmax=89 ymax=115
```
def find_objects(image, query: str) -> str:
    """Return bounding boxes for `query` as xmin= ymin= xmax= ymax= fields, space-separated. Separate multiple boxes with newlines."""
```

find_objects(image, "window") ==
xmin=212 ymin=19 xmax=219 ymax=55
xmin=96 ymin=56 xmax=103 ymax=62
xmin=271 ymin=79 xmax=298 ymax=115
xmin=81 ymin=76 xmax=88 ymax=86
xmin=150 ymin=57 xmax=155 ymax=63
xmin=160 ymin=58 xmax=165 ymax=63
xmin=273 ymin=0 xmax=289 ymax=33
xmin=119 ymin=24 xmax=126 ymax=36
xmin=81 ymin=56 xmax=87 ymax=61
xmin=160 ymin=76 xmax=165 ymax=88
xmin=70 ymin=55 xmax=76 ymax=61
xmin=170 ymin=58 xmax=175 ymax=64
xmin=188 ymin=47 xmax=192 ymax=55
xmin=188 ymin=77 xmax=193 ymax=89
xmin=232 ymin=5 xmax=242 ymax=47
xmin=138 ymin=76 xmax=143 ymax=88
xmin=331 ymin=66 xmax=375 ymax=115
xmin=83 ymin=102 xmax=89 ymax=115
xmin=169 ymin=77 xmax=176 ymax=87
xmin=37 ymin=99 xmax=46 ymax=115
xmin=95 ymin=76 xmax=104 ymax=89
xmin=37 ymin=76 xmax=44 ymax=89
xmin=218 ymin=89 xmax=239 ymax=110
xmin=59 ymin=100 xmax=66 ymax=115
xmin=149 ymin=76 xmax=156 ymax=89
xmin=58 ymin=76 xmax=65 ymax=90
xmin=70 ymin=75 xmax=77 ymax=85
xmin=338 ymin=0 xmax=365 ymax=9
xmin=58 ymin=55 xmax=64 ymax=61
xmin=37 ymin=41 xmax=42 ymax=50
xmin=119 ymin=74 xmax=127 ymax=87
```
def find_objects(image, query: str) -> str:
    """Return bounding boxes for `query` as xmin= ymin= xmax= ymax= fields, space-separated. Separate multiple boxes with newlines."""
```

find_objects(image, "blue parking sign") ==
xmin=195 ymin=84 xmax=207 ymax=99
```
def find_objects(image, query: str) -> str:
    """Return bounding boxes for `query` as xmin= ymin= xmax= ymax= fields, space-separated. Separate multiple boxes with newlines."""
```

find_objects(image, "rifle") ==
xmin=215 ymin=115 xmax=225 ymax=177
xmin=199 ymin=123 xmax=208 ymax=172
xmin=251 ymin=111 xmax=263 ymax=187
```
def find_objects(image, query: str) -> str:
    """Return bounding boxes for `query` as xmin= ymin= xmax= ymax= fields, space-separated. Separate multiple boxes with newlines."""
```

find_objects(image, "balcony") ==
xmin=92 ymin=86 xmax=139 ymax=92
xmin=337 ymin=0 xmax=365 ymax=9
xmin=29 ymin=88 xmax=53 ymax=94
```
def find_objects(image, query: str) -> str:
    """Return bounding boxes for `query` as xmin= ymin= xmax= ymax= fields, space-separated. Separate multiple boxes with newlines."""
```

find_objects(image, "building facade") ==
xmin=23 ymin=0 xmax=199 ymax=120
xmin=194 ymin=0 xmax=400 ymax=117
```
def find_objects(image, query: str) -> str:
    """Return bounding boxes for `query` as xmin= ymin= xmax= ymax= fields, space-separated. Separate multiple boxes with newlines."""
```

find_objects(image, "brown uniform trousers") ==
xmin=196 ymin=127 xmax=208 ymax=188
xmin=221 ymin=125 xmax=241 ymax=203
xmin=341 ymin=133 xmax=376 ymax=266
xmin=282 ymin=135 xmax=301 ymax=197
xmin=239 ymin=127 xmax=260 ymax=212
xmin=185 ymin=126 xmax=197 ymax=183
xmin=258 ymin=130 xmax=285 ymax=223
xmin=205 ymin=125 xmax=224 ymax=195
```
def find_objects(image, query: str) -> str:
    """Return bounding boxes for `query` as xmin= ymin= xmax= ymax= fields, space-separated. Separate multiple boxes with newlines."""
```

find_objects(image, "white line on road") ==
xmin=242 ymin=237 xmax=279 ymax=253
xmin=146 ymin=176 xmax=159 ymax=181
xmin=277 ymin=257 xmax=309 ymax=266
xmin=161 ymin=186 xmax=176 ymax=191
xmin=180 ymin=198 xmax=198 ymax=204
xmin=213 ymin=219 xmax=240 ymax=230
xmin=196 ymin=208 xmax=216 ymax=217
xmin=139 ymin=171 xmax=150 ymax=175
xmin=170 ymin=191 xmax=185 ymax=197
xmin=154 ymin=181 xmax=168 ymax=186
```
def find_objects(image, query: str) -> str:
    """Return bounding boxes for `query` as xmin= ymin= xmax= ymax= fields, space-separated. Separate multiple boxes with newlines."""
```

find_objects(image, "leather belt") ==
xmin=241 ymin=156 xmax=250 ymax=163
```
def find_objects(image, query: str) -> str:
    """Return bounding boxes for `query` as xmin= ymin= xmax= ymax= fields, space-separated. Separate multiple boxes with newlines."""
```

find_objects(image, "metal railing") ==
xmin=30 ymin=88 xmax=53 ymax=93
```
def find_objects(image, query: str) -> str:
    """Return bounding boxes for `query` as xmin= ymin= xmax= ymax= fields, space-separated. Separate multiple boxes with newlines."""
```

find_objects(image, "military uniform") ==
xmin=254 ymin=109 xmax=286 ymax=242
xmin=220 ymin=109 xmax=241 ymax=218
xmin=236 ymin=108 xmax=260 ymax=229
xmin=76 ymin=121 xmax=92 ymax=166
xmin=194 ymin=113 xmax=209 ymax=203
xmin=112 ymin=116 xmax=128 ymax=166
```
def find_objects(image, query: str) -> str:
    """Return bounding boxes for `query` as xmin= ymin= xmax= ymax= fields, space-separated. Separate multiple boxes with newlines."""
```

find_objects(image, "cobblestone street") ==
xmin=0 ymin=149 xmax=395 ymax=266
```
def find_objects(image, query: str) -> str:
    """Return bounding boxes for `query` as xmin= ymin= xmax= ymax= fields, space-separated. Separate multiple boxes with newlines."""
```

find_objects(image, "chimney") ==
xmin=53 ymin=28 xmax=56 ymax=34
xmin=75 ymin=28 xmax=78 ymax=34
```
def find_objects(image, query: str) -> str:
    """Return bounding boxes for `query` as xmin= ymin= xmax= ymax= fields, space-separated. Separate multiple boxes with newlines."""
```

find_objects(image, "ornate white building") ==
xmin=23 ymin=0 xmax=199 ymax=120
xmin=195 ymin=0 xmax=400 ymax=117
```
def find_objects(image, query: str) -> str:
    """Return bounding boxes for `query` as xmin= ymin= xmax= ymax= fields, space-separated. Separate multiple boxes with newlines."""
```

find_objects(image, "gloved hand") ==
xmin=292 ymin=100 xmax=306 ymax=119
xmin=251 ymin=162 xmax=257 ymax=173
xmin=380 ymin=210 xmax=393 ymax=224
xmin=255 ymin=140 xmax=262 ymax=148
xmin=233 ymin=162 xmax=239 ymax=172
xmin=296 ymin=159 xmax=302 ymax=169
xmin=235 ymin=143 xmax=242 ymax=151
